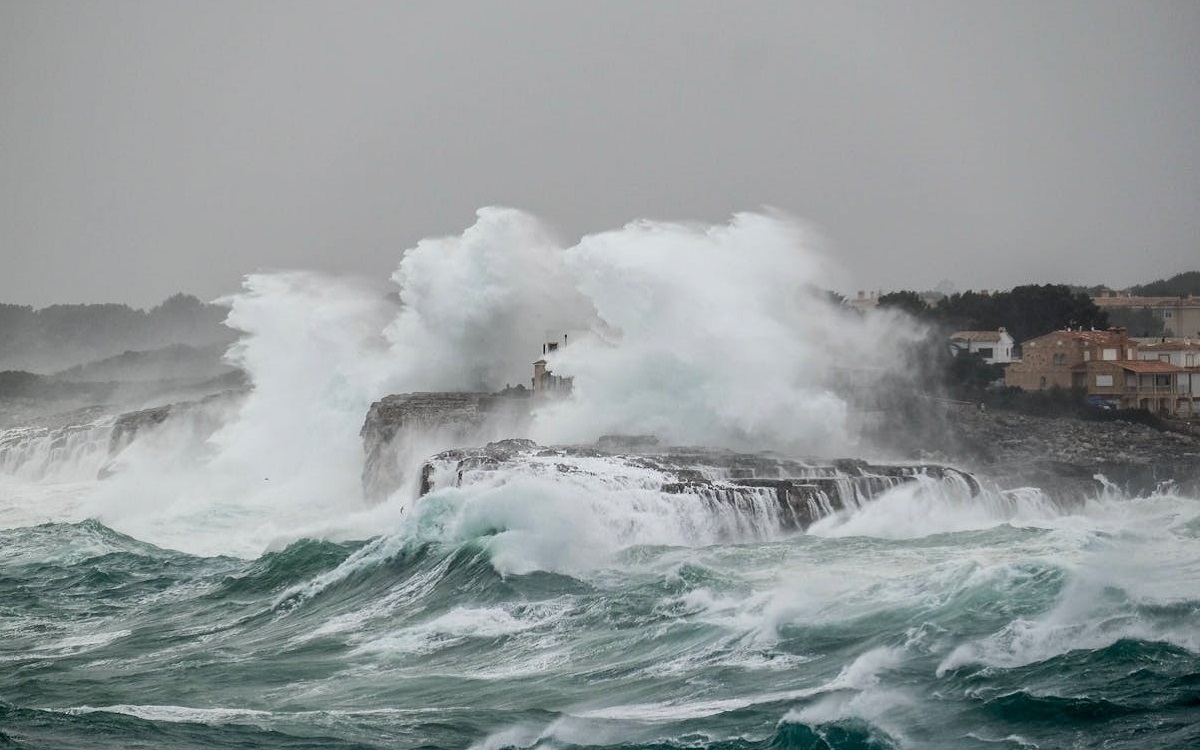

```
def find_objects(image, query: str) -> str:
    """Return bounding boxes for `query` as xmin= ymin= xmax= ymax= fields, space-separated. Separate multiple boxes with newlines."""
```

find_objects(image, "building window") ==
xmin=1102 ymin=348 xmax=1118 ymax=361
xmin=1084 ymin=350 xmax=1091 ymax=362
xmin=1159 ymin=354 xmax=1170 ymax=363
xmin=1188 ymin=354 xmax=1196 ymax=367
xmin=978 ymin=347 xmax=994 ymax=358
xmin=1053 ymin=353 xmax=1067 ymax=366
xmin=1095 ymin=374 xmax=1114 ymax=387
xmin=1039 ymin=376 xmax=1047 ymax=388
xmin=1164 ymin=311 xmax=1173 ymax=318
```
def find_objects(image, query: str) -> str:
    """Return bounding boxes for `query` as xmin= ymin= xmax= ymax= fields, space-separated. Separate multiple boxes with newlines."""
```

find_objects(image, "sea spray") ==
xmin=5 ymin=208 xmax=931 ymax=557
xmin=382 ymin=207 xmax=595 ymax=393
xmin=535 ymin=211 xmax=901 ymax=451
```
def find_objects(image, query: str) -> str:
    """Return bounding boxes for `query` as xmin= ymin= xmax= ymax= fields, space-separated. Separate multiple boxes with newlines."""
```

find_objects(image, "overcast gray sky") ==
xmin=2 ymin=1 xmax=1197 ymax=307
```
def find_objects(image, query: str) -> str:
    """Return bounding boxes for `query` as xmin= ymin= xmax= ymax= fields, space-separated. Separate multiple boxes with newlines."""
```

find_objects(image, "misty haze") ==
xmin=1 ymin=3 xmax=1198 ymax=749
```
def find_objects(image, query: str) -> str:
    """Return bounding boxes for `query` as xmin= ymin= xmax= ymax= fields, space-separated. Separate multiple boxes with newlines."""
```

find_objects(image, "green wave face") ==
xmin=2 ymin=484 xmax=1198 ymax=750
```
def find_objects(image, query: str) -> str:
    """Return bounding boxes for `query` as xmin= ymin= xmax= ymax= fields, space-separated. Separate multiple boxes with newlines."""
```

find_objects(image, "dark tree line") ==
xmin=869 ymin=284 xmax=1108 ymax=403
xmin=876 ymin=284 xmax=1109 ymax=344
xmin=1129 ymin=271 xmax=1200 ymax=297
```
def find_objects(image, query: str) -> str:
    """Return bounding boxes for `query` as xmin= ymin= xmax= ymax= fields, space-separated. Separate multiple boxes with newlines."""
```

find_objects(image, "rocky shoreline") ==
xmin=360 ymin=391 xmax=1200 ymax=502
xmin=6 ymin=387 xmax=1197 ymax=502
xmin=931 ymin=407 xmax=1200 ymax=497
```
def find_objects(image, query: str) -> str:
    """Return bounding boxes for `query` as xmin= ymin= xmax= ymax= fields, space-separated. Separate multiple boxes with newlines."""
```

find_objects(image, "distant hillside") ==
xmin=0 ymin=294 xmax=236 ymax=373
xmin=1128 ymin=271 xmax=1200 ymax=297
xmin=53 ymin=343 xmax=235 ymax=383
xmin=0 ymin=370 xmax=108 ymax=401
xmin=0 ymin=365 xmax=248 ymax=429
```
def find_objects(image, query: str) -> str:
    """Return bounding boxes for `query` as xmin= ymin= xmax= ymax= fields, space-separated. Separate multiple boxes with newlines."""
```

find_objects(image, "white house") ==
xmin=1136 ymin=339 xmax=1200 ymax=369
xmin=1137 ymin=340 xmax=1200 ymax=406
xmin=948 ymin=327 xmax=1015 ymax=364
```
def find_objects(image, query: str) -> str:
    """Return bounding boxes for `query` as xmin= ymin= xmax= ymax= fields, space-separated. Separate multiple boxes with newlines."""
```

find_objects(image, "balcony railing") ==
xmin=1120 ymin=385 xmax=1183 ymax=395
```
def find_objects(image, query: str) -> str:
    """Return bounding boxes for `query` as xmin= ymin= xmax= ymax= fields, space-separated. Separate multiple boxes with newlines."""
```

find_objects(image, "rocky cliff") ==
xmin=360 ymin=392 xmax=532 ymax=499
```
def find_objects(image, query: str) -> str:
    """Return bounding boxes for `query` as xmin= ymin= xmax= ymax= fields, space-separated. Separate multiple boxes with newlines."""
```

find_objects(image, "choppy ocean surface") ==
xmin=2 ymin=211 xmax=1198 ymax=748
xmin=2 ymin=476 xmax=1198 ymax=750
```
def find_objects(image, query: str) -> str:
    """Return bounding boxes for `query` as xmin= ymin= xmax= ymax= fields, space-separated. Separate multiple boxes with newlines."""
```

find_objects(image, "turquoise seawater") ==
xmin=2 ymin=484 xmax=1198 ymax=749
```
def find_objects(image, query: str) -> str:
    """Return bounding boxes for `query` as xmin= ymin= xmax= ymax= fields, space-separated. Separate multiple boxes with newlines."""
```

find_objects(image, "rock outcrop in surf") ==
xmin=357 ymin=392 xmax=980 ymax=530
xmin=417 ymin=438 xmax=979 ymax=531
xmin=360 ymin=391 xmax=531 ymax=500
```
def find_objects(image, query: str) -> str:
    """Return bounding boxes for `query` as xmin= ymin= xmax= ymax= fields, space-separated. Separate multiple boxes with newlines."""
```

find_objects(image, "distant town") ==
xmin=849 ymin=270 xmax=1200 ymax=419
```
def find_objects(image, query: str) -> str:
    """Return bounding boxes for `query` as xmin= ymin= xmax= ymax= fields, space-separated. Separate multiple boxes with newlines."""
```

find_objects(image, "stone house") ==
xmin=1004 ymin=329 xmax=1137 ymax=390
xmin=1006 ymin=328 xmax=1197 ymax=416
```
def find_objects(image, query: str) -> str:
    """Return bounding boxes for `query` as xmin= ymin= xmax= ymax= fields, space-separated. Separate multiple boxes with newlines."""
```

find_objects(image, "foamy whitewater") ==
xmin=1 ymin=209 xmax=1197 ymax=749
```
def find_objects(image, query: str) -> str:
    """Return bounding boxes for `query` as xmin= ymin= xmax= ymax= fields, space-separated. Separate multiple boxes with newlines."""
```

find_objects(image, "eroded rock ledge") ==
xmin=416 ymin=438 xmax=979 ymax=531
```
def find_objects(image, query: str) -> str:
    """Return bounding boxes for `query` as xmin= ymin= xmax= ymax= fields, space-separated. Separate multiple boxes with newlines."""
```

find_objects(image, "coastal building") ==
xmin=1073 ymin=359 xmax=1192 ymax=416
xmin=531 ymin=330 xmax=583 ymax=396
xmin=1092 ymin=293 xmax=1200 ymax=338
xmin=1005 ymin=328 xmax=1137 ymax=391
xmin=847 ymin=290 xmax=880 ymax=312
xmin=948 ymin=328 xmax=1014 ymax=364
xmin=1137 ymin=339 xmax=1200 ymax=368
xmin=1137 ymin=340 xmax=1200 ymax=415
xmin=531 ymin=358 xmax=571 ymax=395
xmin=1005 ymin=328 xmax=1198 ymax=416
xmin=847 ymin=289 xmax=945 ymax=313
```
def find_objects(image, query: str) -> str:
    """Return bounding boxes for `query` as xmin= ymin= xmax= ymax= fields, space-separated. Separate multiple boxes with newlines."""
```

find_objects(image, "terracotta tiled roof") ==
xmin=1118 ymin=360 xmax=1185 ymax=374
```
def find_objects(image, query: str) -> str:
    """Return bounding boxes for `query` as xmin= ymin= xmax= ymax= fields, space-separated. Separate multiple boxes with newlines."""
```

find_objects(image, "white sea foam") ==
xmin=570 ymin=649 xmax=905 ymax=725
xmin=935 ymin=490 xmax=1200 ymax=674
xmin=352 ymin=603 xmax=567 ymax=658
xmin=778 ymin=646 xmax=913 ymax=744
xmin=398 ymin=472 xmax=790 ymax=575
xmin=33 ymin=630 xmax=132 ymax=657
xmin=64 ymin=704 xmax=273 ymax=723
xmin=807 ymin=477 xmax=1061 ymax=539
